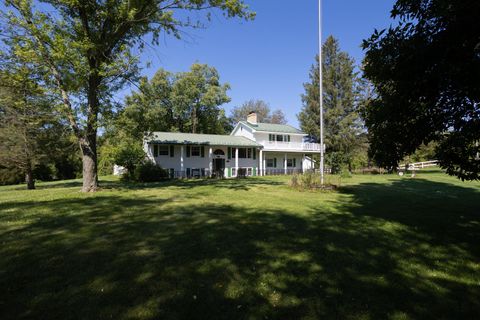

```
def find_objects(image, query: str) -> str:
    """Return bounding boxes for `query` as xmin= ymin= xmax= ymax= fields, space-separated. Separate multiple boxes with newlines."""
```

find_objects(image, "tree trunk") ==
xmin=25 ymin=165 xmax=35 ymax=190
xmin=81 ymin=74 xmax=100 ymax=192
xmin=80 ymin=137 xmax=98 ymax=192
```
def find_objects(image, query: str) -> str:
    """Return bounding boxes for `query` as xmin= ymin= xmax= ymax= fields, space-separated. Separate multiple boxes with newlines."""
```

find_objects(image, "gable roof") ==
xmin=239 ymin=121 xmax=305 ymax=134
xmin=146 ymin=132 xmax=262 ymax=147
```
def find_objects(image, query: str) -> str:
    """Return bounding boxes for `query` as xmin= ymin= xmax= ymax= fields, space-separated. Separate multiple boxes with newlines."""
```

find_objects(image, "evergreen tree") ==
xmin=298 ymin=36 xmax=364 ymax=172
xmin=0 ymin=65 xmax=53 ymax=189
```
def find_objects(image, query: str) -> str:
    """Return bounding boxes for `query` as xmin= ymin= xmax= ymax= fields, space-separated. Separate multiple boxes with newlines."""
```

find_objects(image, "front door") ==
xmin=213 ymin=158 xmax=225 ymax=178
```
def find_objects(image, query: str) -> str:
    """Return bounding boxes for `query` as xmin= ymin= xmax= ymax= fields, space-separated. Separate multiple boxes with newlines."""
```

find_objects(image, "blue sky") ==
xmin=133 ymin=0 xmax=397 ymax=127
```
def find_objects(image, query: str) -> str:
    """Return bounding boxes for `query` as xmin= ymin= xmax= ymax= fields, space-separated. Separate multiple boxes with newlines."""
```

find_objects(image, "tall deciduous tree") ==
xmin=116 ymin=63 xmax=231 ymax=139
xmin=2 ymin=0 xmax=254 ymax=191
xmin=298 ymin=36 xmax=364 ymax=172
xmin=362 ymin=0 xmax=480 ymax=180
xmin=229 ymin=99 xmax=287 ymax=125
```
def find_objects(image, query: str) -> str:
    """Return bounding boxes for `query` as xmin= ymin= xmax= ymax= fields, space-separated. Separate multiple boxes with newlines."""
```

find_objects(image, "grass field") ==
xmin=1 ymin=170 xmax=479 ymax=319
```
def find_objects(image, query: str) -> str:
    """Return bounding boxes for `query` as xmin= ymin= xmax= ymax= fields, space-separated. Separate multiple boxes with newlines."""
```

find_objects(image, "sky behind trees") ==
xmin=131 ymin=0 xmax=396 ymax=126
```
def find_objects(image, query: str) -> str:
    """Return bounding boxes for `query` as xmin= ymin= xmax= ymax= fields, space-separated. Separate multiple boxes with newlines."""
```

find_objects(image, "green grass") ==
xmin=1 ymin=170 xmax=479 ymax=319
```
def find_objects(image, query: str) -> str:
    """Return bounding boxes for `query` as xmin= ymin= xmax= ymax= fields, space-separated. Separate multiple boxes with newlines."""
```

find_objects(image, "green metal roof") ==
xmin=147 ymin=132 xmax=262 ymax=147
xmin=239 ymin=121 xmax=305 ymax=134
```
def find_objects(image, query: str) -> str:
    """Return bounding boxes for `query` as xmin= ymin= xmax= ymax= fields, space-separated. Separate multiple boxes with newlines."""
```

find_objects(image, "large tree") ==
xmin=229 ymin=99 xmax=287 ymax=125
xmin=298 ymin=36 xmax=364 ymax=172
xmin=362 ymin=0 xmax=480 ymax=180
xmin=1 ymin=0 xmax=254 ymax=191
xmin=116 ymin=63 xmax=231 ymax=139
xmin=0 ymin=66 xmax=52 ymax=189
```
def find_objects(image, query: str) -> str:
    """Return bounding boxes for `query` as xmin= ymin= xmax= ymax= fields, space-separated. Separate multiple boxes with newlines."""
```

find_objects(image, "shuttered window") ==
xmin=170 ymin=145 xmax=174 ymax=157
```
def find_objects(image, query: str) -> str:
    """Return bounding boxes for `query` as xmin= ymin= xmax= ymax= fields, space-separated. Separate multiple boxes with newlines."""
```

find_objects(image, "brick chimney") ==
xmin=247 ymin=111 xmax=257 ymax=124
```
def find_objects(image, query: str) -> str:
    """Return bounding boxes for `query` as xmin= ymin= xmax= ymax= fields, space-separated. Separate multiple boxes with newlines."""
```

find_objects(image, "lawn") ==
xmin=0 ymin=170 xmax=479 ymax=319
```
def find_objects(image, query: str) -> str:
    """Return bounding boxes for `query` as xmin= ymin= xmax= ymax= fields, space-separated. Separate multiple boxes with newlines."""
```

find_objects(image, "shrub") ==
xmin=132 ymin=162 xmax=168 ymax=182
xmin=289 ymin=174 xmax=299 ymax=188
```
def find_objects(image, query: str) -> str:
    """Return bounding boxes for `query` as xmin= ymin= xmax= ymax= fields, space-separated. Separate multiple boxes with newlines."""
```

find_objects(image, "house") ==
xmin=142 ymin=112 xmax=321 ymax=178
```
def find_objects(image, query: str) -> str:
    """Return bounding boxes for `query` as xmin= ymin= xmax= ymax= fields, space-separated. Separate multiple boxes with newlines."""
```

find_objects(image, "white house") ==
xmin=142 ymin=112 xmax=321 ymax=178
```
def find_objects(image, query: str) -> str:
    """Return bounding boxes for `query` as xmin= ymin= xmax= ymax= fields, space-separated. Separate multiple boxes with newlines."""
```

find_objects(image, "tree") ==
xmin=2 ymin=0 xmax=254 ymax=191
xmin=115 ymin=63 xmax=231 ymax=140
xmin=0 ymin=66 xmax=52 ymax=189
xmin=229 ymin=99 xmax=287 ymax=125
xmin=298 ymin=36 xmax=364 ymax=172
xmin=362 ymin=0 xmax=480 ymax=180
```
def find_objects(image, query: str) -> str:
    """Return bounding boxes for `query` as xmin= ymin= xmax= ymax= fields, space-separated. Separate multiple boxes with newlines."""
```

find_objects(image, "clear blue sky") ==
xmin=133 ymin=0 xmax=396 ymax=127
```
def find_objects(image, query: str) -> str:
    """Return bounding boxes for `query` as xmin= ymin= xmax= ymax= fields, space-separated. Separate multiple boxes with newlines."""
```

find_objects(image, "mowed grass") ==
xmin=0 ymin=170 xmax=479 ymax=320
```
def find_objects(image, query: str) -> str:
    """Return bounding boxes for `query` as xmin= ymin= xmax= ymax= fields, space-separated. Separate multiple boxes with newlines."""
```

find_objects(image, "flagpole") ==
xmin=319 ymin=0 xmax=325 ymax=185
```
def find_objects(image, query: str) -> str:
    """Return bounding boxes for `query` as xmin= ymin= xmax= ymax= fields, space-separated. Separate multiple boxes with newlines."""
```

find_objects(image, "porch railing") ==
xmin=259 ymin=141 xmax=322 ymax=151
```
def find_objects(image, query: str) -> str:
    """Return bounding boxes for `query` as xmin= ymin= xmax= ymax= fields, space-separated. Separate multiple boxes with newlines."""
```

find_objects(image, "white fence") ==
xmin=398 ymin=160 xmax=439 ymax=171
xmin=260 ymin=141 xmax=322 ymax=151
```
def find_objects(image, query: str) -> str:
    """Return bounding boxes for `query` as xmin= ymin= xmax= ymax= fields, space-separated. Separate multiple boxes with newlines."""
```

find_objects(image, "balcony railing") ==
xmin=259 ymin=141 xmax=322 ymax=151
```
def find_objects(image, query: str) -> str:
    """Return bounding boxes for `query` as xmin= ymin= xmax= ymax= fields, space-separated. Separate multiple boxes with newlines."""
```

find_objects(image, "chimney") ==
xmin=247 ymin=111 xmax=257 ymax=124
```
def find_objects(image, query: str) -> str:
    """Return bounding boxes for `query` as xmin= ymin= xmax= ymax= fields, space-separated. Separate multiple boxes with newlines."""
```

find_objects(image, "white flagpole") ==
xmin=319 ymin=0 xmax=325 ymax=185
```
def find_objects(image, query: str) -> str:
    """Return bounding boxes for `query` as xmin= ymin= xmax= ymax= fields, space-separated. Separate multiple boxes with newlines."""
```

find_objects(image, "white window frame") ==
xmin=287 ymin=158 xmax=295 ymax=167
xmin=266 ymin=158 xmax=275 ymax=168
xmin=158 ymin=145 xmax=169 ymax=156
xmin=191 ymin=146 xmax=201 ymax=157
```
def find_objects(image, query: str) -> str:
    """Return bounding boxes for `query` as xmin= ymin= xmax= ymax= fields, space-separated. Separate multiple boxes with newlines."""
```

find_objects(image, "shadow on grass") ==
xmin=19 ymin=177 xmax=284 ymax=192
xmin=0 ymin=178 xmax=479 ymax=319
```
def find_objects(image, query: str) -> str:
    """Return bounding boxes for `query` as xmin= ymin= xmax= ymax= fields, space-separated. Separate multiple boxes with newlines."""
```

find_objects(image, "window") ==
xmin=153 ymin=145 xmax=169 ymax=157
xmin=159 ymin=145 xmax=169 ymax=156
xmin=191 ymin=146 xmax=201 ymax=156
xmin=266 ymin=158 xmax=276 ymax=168
xmin=276 ymin=135 xmax=283 ymax=142
xmin=238 ymin=148 xmax=247 ymax=158
xmin=287 ymin=158 xmax=297 ymax=167
xmin=269 ymin=134 xmax=275 ymax=142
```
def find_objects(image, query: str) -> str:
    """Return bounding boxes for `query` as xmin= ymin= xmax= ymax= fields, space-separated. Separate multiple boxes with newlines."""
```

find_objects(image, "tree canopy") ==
xmin=362 ymin=0 xmax=480 ymax=180
xmin=116 ymin=63 xmax=232 ymax=139
xmin=1 ymin=0 xmax=254 ymax=191
xmin=230 ymin=99 xmax=287 ymax=125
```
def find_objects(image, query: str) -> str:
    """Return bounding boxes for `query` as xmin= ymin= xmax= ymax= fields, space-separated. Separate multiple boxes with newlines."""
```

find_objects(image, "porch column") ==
xmin=180 ymin=145 xmax=184 ymax=177
xmin=235 ymin=147 xmax=239 ymax=177
xmin=302 ymin=153 xmax=305 ymax=173
xmin=311 ymin=155 xmax=314 ymax=173
xmin=263 ymin=156 xmax=266 ymax=176
xmin=284 ymin=153 xmax=288 ymax=175
xmin=208 ymin=147 xmax=213 ymax=177
xmin=259 ymin=149 xmax=263 ymax=176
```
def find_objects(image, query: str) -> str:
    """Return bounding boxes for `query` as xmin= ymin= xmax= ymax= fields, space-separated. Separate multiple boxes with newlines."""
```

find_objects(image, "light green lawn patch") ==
xmin=0 ymin=169 xmax=479 ymax=319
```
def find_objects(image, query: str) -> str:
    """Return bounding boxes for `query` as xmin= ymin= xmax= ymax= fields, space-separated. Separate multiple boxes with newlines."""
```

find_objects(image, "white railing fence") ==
xmin=398 ymin=160 xmax=439 ymax=171
xmin=259 ymin=141 xmax=322 ymax=151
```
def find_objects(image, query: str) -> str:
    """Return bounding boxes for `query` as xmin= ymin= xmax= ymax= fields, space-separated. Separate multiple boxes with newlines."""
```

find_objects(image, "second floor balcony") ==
xmin=259 ymin=140 xmax=322 ymax=152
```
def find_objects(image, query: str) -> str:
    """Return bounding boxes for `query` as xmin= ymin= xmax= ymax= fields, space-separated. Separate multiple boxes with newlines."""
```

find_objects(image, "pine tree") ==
xmin=298 ymin=36 xmax=364 ymax=172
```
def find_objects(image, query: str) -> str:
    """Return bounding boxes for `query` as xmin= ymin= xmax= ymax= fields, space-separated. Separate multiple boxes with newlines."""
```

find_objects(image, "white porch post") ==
xmin=302 ymin=153 xmax=306 ymax=173
xmin=284 ymin=153 xmax=287 ymax=175
xmin=235 ymin=147 xmax=239 ymax=177
xmin=209 ymin=147 xmax=213 ymax=177
xmin=259 ymin=149 xmax=263 ymax=176
xmin=180 ymin=145 xmax=184 ymax=177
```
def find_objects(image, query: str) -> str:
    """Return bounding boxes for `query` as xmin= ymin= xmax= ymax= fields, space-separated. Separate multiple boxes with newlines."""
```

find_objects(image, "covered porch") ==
xmin=258 ymin=150 xmax=318 ymax=176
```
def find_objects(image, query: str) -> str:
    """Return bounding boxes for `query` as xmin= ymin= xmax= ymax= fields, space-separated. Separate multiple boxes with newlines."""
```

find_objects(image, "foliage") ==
xmin=0 ymin=63 xmax=54 ymax=189
xmin=0 ymin=166 xmax=23 ymax=185
xmin=116 ymin=63 xmax=232 ymax=140
xmin=1 ymin=0 xmax=254 ymax=191
xmin=133 ymin=162 xmax=169 ymax=182
xmin=362 ymin=0 xmax=480 ymax=180
xmin=298 ymin=36 xmax=366 ymax=173
xmin=230 ymin=99 xmax=287 ymax=126
xmin=112 ymin=139 xmax=145 ymax=179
